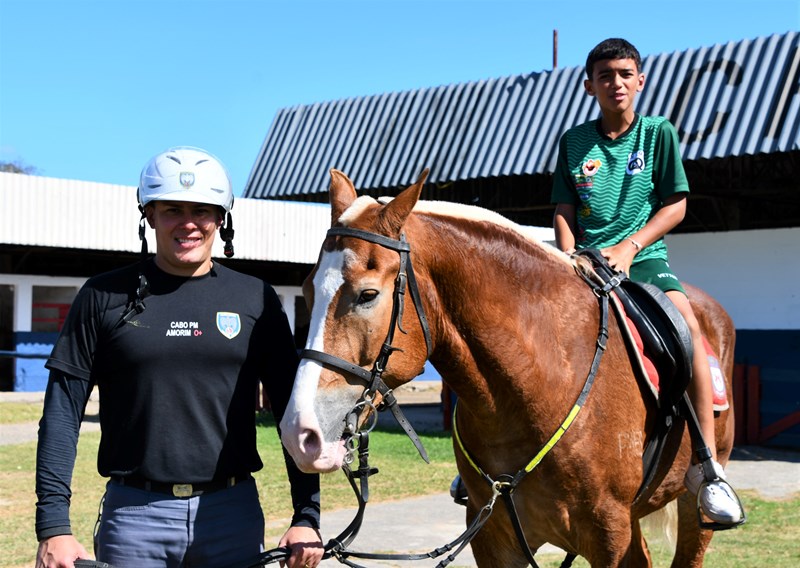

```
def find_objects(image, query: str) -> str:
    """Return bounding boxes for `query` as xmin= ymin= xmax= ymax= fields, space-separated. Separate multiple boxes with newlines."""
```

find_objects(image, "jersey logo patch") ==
xmin=626 ymin=150 xmax=645 ymax=175
xmin=582 ymin=158 xmax=602 ymax=176
xmin=216 ymin=312 xmax=241 ymax=339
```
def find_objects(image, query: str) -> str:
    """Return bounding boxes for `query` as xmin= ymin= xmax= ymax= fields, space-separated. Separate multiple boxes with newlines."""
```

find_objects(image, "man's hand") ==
xmin=36 ymin=535 xmax=90 ymax=568
xmin=278 ymin=525 xmax=324 ymax=568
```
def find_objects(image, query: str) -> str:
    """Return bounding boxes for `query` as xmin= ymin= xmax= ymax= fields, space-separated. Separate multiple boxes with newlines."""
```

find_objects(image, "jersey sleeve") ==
xmin=550 ymin=133 xmax=578 ymax=205
xmin=653 ymin=120 xmax=690 ymax=200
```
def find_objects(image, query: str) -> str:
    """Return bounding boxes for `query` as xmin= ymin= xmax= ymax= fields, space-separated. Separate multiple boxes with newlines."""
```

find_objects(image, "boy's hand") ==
xmin=600 ymin=240 xmax=639 ymax=275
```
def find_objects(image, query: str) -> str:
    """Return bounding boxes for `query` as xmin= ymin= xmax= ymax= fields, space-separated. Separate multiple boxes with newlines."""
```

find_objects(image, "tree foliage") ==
xmin=0 ymin=160 xmax=38 ymax=174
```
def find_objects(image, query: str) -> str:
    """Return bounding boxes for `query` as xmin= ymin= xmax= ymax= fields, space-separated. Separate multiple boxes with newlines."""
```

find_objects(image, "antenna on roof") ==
xmin=553 ymin=29 xmax=558 ymax=69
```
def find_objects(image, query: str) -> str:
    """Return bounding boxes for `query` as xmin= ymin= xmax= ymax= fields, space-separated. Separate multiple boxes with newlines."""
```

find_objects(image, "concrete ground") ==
xmin=4 ymin=386 xmax=798 ymax=567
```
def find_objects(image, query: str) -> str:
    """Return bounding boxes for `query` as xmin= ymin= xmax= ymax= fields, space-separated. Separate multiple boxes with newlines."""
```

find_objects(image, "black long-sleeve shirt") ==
xmin=35 ymin=260 xmax=320 ymax=540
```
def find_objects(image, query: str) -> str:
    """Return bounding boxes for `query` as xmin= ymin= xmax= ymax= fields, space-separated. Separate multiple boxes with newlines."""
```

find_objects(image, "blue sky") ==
xmin=1 ymin=0 xmax=797 ymax=196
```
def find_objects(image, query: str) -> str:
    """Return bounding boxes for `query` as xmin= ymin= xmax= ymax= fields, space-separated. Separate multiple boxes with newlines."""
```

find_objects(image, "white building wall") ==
xmin=666 ymin=227 xmax=800 ymax=330
xmin=3 ymin=172 xmax=797 ymax=333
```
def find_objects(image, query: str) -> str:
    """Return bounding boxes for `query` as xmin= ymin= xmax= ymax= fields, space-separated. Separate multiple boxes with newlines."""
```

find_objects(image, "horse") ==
xmin=279 ymin=168 xmax=737 ymax=567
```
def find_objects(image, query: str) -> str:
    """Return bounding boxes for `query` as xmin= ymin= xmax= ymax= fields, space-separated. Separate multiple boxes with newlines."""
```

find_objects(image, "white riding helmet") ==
xmin=138 ymin=146 xmax=234 ymax=212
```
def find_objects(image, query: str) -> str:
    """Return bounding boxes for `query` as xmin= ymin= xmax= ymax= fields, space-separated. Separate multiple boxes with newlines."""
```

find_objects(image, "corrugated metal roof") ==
xmin=0 ymin=172 xmax=330 ymax=264
xmin=246 ymin=31 xmax=800 ymax=200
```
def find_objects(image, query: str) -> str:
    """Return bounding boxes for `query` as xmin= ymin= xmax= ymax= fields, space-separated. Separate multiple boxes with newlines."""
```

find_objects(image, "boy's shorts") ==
xmin=628 ymin=258 xmax=687 ymax=296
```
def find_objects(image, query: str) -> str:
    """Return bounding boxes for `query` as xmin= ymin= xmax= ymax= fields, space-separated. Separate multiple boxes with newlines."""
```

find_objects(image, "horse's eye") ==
xmin=357 ymin=289 xmax=379 ymax=305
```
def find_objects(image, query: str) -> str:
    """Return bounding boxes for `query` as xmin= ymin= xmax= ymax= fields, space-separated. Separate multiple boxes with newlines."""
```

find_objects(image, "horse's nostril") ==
xmin=298 ymin=428 xmax=322 ymax=455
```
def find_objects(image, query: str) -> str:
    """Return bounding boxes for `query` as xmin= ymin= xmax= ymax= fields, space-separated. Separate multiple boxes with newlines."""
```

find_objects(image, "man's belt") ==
xmin=111 ymin=474 xmax=252 ymax=498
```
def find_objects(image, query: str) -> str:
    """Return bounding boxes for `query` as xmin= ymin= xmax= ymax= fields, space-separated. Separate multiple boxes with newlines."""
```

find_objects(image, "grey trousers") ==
xmin=95 ymin=477 xmax=265 ymax=568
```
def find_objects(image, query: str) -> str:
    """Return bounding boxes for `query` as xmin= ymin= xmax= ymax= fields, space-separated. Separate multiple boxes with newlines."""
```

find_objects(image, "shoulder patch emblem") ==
xmin=216 ymin=312 xmax=241 ymax=339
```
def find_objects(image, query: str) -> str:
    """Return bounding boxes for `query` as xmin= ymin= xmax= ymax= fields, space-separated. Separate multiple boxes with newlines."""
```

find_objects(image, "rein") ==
xmin=450 ymin=260 xmax=621 ymax=568
xmin=300 ymin=226 xmax=433 ymax=462
xmin=250 ymin=430 xmax=497 ymax=568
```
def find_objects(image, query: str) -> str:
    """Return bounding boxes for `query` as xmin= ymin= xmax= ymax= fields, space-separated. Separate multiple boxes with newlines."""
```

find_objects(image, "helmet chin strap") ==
xmin=120 ymin=208 xmax=150 ymax=324
xmin=220 ymin=212 xmax=235 ymax=258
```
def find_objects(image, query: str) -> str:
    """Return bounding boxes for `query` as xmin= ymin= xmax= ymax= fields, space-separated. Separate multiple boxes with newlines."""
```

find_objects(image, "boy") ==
xmin=551 ymin=38 xmax=743 ymax=526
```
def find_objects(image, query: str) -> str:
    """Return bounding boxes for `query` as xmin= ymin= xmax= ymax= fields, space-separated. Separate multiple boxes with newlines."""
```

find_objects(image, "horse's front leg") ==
xmin=578 ymin=499 xmax=639 ymax=567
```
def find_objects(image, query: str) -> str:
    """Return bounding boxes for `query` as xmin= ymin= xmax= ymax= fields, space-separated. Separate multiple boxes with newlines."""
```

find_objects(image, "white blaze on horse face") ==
xmin=280 ymin=248 xmax=352 ymax=472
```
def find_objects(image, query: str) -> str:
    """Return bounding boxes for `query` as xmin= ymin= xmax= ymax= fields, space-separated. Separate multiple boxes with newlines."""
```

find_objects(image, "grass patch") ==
xmin=0 ymin=402 xmax=44 ymax=424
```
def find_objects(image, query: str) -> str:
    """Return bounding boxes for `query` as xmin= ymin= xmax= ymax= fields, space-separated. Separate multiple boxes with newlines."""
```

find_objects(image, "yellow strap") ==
xmin=524 ymin=404 xmax=582 ymax=473
xmin=452 ymin=401 xmax=584 ymax=479
xmin=452 ymin=404 xmax=487 ymax=478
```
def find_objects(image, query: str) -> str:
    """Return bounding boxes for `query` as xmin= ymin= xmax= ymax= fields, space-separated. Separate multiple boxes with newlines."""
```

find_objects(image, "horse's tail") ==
xmin=640 ymin=500 xmax=678 ymax=553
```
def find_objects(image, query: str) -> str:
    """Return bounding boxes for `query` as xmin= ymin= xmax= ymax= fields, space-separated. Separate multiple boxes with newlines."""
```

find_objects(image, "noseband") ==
xmin=300 ymin=226 xmax=433 ymax=462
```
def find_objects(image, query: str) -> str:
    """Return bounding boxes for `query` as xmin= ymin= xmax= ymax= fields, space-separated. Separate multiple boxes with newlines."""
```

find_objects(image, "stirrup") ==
xmin=450 ymin=475 xmax=468 ymax=507
xmin=695 ymin=477 xmax=747 ymax=531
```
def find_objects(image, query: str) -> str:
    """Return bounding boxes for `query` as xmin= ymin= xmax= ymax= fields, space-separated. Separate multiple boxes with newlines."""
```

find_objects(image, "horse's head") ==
xmin=280 ymin=168 xmax=432 ymax=473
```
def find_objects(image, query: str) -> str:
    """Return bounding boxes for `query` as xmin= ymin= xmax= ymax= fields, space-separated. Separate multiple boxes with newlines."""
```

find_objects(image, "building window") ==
xmin=32 ymin=286 xmax=78 ymax=332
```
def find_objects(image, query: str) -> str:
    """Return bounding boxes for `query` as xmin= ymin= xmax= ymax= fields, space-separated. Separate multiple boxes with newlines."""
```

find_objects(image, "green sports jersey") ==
xmin=551 ymin=114 xmax=689 ymax=262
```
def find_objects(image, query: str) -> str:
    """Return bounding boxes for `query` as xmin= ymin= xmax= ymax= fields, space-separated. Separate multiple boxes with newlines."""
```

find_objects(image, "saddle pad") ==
xmin=615 ymin=296 xmax=729 ymax=411
xmin=704 ymin=336 xmax=730 ymax=411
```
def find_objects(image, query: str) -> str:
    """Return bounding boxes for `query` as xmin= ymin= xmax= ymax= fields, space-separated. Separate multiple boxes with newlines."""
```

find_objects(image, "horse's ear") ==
xmin=380 ymin=168 xmax=429 ymax=234
xmin=329 ymin=169 xmax=357 ymax=225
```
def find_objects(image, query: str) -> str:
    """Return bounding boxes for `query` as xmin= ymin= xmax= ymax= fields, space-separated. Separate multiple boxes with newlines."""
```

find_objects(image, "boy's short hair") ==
xmin=585 ymin=38 xmax=642 ymax=79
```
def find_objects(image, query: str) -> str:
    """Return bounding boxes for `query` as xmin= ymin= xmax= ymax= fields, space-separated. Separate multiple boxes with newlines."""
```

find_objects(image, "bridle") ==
xmin=299 ymin=226 xmax=433 ymax=462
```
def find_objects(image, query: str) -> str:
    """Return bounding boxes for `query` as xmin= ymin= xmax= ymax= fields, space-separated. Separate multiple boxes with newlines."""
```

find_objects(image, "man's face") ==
xmin=584 ymin=58 xmax=645 ymax=114
xmin=145 ymin=200 xmax=222 ymax=276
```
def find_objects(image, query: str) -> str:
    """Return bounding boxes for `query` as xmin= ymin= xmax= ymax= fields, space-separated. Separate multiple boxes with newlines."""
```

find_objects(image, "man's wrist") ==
xmin=37 ymin=526 xmax=72 ymax=542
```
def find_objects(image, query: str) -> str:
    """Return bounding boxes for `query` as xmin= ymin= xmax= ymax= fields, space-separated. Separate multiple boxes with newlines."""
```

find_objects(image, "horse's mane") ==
xmin=342 ymin=195 xmax=571 ymax=266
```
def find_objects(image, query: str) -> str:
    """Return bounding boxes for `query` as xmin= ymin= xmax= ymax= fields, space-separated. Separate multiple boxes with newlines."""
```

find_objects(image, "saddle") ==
xmin=574 ymin=249 xmax=695 ymax=501
xmin=574 ymin=249 xmax=693 ymax=407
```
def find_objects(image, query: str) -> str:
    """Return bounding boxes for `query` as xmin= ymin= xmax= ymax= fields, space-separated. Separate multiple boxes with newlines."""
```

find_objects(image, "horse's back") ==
xmin=685 ymin=282 xmax=736 ymax=372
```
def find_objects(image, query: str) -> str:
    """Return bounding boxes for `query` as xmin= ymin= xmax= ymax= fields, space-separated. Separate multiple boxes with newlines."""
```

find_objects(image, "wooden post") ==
xmin=746 ymin=365 xmax=761 ymax=445
xmin=732 ymin=363 xmax=746 ymax=445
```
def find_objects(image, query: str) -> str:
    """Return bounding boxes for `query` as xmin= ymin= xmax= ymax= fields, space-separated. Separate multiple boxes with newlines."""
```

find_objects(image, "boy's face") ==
xmin=584 ymin=58 xmax=645 ymax=115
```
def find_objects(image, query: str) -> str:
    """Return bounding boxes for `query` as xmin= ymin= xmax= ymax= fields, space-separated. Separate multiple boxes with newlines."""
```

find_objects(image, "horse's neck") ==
xmin=415 ymin=216 xmax=587 ymax=427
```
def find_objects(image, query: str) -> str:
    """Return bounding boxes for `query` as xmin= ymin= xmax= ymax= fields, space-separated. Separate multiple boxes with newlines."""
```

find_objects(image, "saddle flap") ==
xmin=573 ymin=249 xmax=694 ymax=408
xmin=617 ymin=280 xmax=694 ymax=406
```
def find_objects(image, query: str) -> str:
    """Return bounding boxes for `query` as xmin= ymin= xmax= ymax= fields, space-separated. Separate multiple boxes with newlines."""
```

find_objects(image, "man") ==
xmin=35 ymin=147 xmax=324 ymax=567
